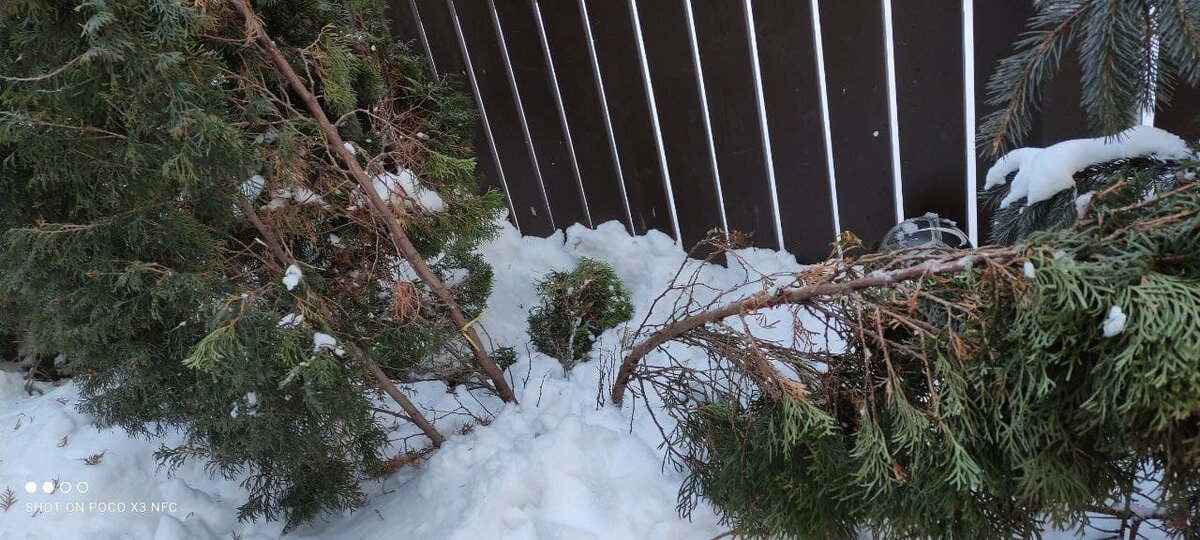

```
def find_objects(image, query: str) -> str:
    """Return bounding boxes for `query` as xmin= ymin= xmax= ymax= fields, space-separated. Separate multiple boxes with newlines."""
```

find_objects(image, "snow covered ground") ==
xmin=0 ymin=220 xmax=781 ymax=540
xmin=0 ymin=219 xmax=1170 ymax=539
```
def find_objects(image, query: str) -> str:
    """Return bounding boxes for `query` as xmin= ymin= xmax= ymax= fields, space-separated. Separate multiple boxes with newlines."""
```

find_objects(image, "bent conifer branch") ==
xmin=609 ymin=247 xmax=1018 ymax=405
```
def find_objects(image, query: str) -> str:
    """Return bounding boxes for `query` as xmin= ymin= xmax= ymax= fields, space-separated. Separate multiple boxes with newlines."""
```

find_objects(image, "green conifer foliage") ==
xmin=528 ymin=259 xmax=633 ymax=370
xmin=669 ymin=156 xmax=1200 ymax=539
xmin=0 ymin=0 xmax=502 ymax=528
xmin=983 ymin=151 xmax=1199 ymax=244
xmin=979 ymin=0 xmax=1200 ymax=158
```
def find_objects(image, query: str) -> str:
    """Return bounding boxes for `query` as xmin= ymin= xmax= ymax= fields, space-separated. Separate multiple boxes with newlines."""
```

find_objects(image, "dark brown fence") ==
xmin=386 ymin=0 xmax=1200 ymax=262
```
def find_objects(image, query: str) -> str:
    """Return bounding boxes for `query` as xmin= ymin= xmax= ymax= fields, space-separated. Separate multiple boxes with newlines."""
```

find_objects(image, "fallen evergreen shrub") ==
xmin=0 ymin=0 xmax=506 ymax=528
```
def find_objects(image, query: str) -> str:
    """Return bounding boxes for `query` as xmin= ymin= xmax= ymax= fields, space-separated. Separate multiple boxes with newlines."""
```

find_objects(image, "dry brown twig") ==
xmin=610 ymin=244 xmax=1018 ymax=405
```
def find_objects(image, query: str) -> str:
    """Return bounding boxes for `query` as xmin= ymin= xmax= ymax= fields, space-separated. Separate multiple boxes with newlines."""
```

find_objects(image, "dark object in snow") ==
xmin=879 ymin=215 xmax=971 ymax=252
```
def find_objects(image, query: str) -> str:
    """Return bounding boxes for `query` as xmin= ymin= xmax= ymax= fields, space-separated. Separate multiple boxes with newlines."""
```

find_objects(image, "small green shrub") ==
xmin=528 ymin=259 xmax=633 ymax=370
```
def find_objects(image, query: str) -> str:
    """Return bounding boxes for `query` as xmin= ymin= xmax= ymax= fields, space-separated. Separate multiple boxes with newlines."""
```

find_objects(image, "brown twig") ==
xmin=611 ymin=247 xmax=1017 ymax=405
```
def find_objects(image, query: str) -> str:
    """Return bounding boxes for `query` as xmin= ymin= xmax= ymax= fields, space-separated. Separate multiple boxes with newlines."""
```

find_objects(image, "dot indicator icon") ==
xmin=41 ymin=481 xmax=54 ymax=494
xmin=24 ymin=481 xmax=37 ymax=494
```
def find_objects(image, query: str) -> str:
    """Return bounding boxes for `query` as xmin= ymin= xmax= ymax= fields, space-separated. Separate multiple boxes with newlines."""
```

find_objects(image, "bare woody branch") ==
xmin=610 ymin=247 xmax=1018 ymax=405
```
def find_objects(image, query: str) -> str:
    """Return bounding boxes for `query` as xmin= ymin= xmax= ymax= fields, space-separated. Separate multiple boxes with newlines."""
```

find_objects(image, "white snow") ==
xmin=984 ymin=147 xmax=1043 ymax=189
xmin=1023 ymin=261 xmax=1036 ymax=279
xmin=1102 ymin=305 xmax=1128 ymax=338
xmin=989 ymin=126 xmax=1191 ymax=208
xmin=265 ymin=186 xmax=327 ymax=211
xmin=343 ymin=142 xmax=357 ymax=155
xmin=1074 ymin=191 xmax=1094 ymax=216
xmin=281 ymin=264 xmax=303 ymax=291
xmin=278 ymin=313 xmax=304 ymax=328
xmin=242 ymin=174 xmax=265 ymax=200
xmin=0 ymin=219 xmax=1160 ymax=540
xmin=369 ymin=170 xmax=446 ymax=213
xmin=328 ymin=233 xmax=344 ymax=248
xmin=312 ymin=332 xmax=346 ymax=357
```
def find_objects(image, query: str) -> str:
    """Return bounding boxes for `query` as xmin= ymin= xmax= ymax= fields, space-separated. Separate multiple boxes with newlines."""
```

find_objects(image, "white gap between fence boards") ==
xmin=744 ymin=0 xmax=786 ymax=251
xmin=578 ymin=0 xmax=637 ymax=234
xmin=407 ymin=0 xmax=439 ymax=79
xmin=683 ymin=0 xmax=729 ymax=236
xmin=809 ymin=0 xmax=843 ymax=241
xmin=488 ymin=0 xmax=556 ymax=229
xmin=962 ymin=0 xmax=979 ymax=246
xmin=881 ymin=0 xmax=905 ymax=224
xmin=629 ymin=0 xmax=683 ymax=244
xmin=532 ymin=0 xmax=593 ymax=227
xmin=446 ymin=0 xmax=520 ymax=231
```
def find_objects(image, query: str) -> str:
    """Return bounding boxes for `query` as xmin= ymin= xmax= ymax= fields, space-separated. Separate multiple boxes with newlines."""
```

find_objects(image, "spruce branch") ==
xmin=979 ymin=2 xmax=1088 ymax=158
xmin=229 ymin=0 xmax=516 ymax=404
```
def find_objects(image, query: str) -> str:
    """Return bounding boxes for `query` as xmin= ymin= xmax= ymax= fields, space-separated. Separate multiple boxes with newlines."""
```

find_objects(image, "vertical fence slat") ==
xmin=412 ymin=0 xmax=465 ymax=76
xmin=385 ymin=0 xmax=423 ymax=57
xmin=405 ymin=0 xmax=513 ymax=220
xmin=535 ymin=0 xmax=628 ymax=230
xmin=582 ymin=0 xmax=673 ymax=237
xmin=973 ymin=1 xmax=1032 ymax=242
xmin=691 ymin=0 xmax=777 ymax=248
xmin=492 ymin=0 xmax=589 ymax=229
xmin=818 ymin=0 xmax=896 ymax=246
xmin=754 ymin=0 xmax=837 ymax=262
xmin=633 ymin=0 xmax=723 ymax=249
xmin=454 ymin=0 xmax=554 ymax=235
xmin=892 ymin=0 xmax=967 ymax=226
xmin=1158 ymin=86 xmax=1200 ymax=139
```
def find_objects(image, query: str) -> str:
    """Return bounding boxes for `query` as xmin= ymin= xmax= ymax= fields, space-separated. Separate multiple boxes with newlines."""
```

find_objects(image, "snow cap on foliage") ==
xmin=242 ymin=174 xmax=265 ymax=200
xmin=282 ymin=264 xmax=303 ymax=291
xmin=1102 ymin=305 xmax=1128 ymax=338
xmin=988 ymin=126 xmax=1191 ymax=208
xmin=369 ymin=169 xmax=446 ymax=213
xmin=313 ymin=332 xmax=346 ymax=356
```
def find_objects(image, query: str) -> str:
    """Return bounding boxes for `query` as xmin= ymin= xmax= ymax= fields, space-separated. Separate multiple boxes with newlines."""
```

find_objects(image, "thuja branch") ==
xmin=230 ymin=0 xmax=517 ymax=403
xmin=238 ymin=200 xmax=446 ymax=447
xmin=610 ymin=247 xmax=1018 ymax=405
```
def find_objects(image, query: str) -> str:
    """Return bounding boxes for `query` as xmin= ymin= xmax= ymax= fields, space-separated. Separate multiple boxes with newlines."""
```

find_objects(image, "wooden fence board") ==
xmin=753 ymin=0 xmax=836 ymax=261
xmin=893 ymin=0 xmax=967 ymax=227
xmin=536 ymin=0 xmax=630 ymax=231
xmin=634 ymin=0 xmax=724 ymax=249
xmin=454 ymin=0 xmax=555 ymax=235
xmin=819 ymin=0 xmax=897 ymax=247
xmin=583 ymin=0 xmax=673 ymax=237
xmin=493 ymin=0 xmax=590 ymax=228
xmin=691 ymin=0 xmax=778 ymax=249
xmin=413 ymin=0 xmax=465 ymax=76
xmin=1159 ymin=86 xmax=1200 ymax=140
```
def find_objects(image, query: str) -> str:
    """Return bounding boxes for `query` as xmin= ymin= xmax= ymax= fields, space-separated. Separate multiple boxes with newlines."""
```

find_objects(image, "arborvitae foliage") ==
xmin=983 ymin=148 xmax=1200 ymax=244
xmin=979 ymin=0 xmax=1200 ymax=158
xmin=528 ymin=259 xmax=632 ymax=370
xmin=0 ymin=0 xmax=503 ymax=528
xmin=665 ymin=155 xmax=1200 ymax=539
